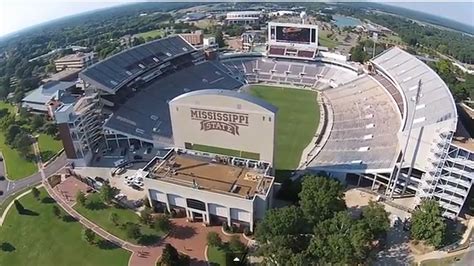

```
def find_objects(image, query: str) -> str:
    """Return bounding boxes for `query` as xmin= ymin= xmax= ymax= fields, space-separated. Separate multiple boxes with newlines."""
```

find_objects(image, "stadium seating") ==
xmin=80 ymin=36 xmax=195 ymax=93
xmin=307 ymin=75 xmax=400 ymax=171
xmin=103 ymin=62 xmax=243 ymax=144
xmin=221 ymin=58 xmax=358 ymax=89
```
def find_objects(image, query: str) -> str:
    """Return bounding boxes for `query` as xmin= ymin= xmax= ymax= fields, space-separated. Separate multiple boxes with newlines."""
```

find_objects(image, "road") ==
xmin=0 ymin=152 xmax=67 ymax=204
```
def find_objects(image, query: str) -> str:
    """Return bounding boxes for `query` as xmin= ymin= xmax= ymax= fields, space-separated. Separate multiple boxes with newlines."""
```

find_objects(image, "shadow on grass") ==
xmin=62 ymin=214 xmax=78 ymax=223
xmin=97 ymin=239 xmax=121 ymax=250
xmin=275 ymin=169 xmax=294 ymax=182
xmin=86 ymin=201 xmax=107 ymax=210
xmin=41 ymin=197 xmax=56 ymax=204
xmin=0 ymin=242 xmax=15 ymax=252
xmin=168 ymin=224 xmax=196 ymax=240
xmin=137 ymin=234 xmax=161 ymax=246
xmin=19 ymin=209 xmax=39 ymax=216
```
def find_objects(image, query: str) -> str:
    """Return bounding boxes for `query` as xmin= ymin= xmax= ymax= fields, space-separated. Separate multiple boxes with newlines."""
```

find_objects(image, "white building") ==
xmin=145 ymin=149 xmax=274 ymax=231
xmin=226 ymin=11 xmax=262 ymax=25
xmin=54 ymin=52 xmax=96 ymax=71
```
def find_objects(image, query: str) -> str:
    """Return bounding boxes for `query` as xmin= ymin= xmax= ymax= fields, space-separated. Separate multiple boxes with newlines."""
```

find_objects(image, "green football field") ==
xmin=249 ymin=85 xmax=320 ymax=181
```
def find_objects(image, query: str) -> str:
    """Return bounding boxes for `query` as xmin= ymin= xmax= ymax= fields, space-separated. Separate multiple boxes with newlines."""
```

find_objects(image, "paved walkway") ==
xmin=45 ymin=177 xmax=248 ymax=266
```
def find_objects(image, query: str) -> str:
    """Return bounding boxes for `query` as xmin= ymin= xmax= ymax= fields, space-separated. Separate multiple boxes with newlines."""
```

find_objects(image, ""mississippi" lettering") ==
xmin=190 ymin=108 xmax=249 ymax=135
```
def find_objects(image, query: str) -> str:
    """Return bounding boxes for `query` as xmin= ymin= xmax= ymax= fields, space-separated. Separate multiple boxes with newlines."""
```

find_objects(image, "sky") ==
xmin=0 ymin=1 xmax=473 ymax=37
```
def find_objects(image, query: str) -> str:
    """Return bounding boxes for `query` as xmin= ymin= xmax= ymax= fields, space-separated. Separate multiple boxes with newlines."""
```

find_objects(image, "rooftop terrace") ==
xmin=146 ymin=151 xmax=274 ymax=199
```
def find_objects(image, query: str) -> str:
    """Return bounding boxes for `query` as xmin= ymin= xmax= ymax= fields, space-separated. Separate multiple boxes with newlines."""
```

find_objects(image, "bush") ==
xmin=139 ymin=207 xmax=154 ymax=225
xmin=228 ymin=235 xmax=246 ymax=253
xmin=143 ymin=196 xmax=151 ymax=208
xmin=243 ymin=227 xmax=252 ymax=236
xmin=222 ymin=221 xmax=229 ymax=233
xmin=52 ymin=205 xmax=61 ymax=218
xmin=206 ymin=231 xmax=222 ymax=247
xmin=153 ymin=215 xmax=172 ymax=233
xmin=110 ymin=212 xmax=119 ymax=226
xmin=76 ymin=191 xmax=86 ymax=206
xmin=48 ymin=175 xmax=61 ymax=188
xmin=31 ymin=187 xmax=40 ymax=200
xmin=82 ymin=228 xmax=96 ymax=245
xmin=124 ymin=223 xmax=141 ymax=239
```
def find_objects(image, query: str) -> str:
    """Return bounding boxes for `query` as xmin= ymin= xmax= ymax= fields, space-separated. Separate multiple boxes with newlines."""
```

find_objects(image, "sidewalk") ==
xmin=44 ymin=179 xmax=163 ymax=266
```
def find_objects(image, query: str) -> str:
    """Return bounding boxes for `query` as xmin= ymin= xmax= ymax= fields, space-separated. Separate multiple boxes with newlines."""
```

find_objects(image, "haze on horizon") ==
xmin=0 ymin=1 xmax=473 ymax=37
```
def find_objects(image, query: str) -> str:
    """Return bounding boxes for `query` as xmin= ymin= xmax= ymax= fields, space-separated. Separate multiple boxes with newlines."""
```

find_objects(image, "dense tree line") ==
xmin=255 ymin=175 xmax=390 ymax=264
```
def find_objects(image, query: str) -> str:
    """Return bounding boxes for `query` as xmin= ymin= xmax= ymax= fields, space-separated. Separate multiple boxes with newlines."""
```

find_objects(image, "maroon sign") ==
xmin=190 ymin=108 xmax=249 ymax=136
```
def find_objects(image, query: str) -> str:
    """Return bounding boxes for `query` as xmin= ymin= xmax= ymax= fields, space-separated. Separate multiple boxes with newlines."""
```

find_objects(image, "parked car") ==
xmin=0 ymin=190 xmax=3 ymax=196
xmin=124 ymin=179 xmax=132 ymax=186
xmin=0 ymin=156 xmax=3 ymax=161
xmin=133 ymin=199 xmax=144 ymax=208
xmin=124 ymin=163 xmax=133 ymax=169
xmin=131 ymin=184 xmax=142 ymax=191
xmin=0 ymin=175 xmax=5 ymax=181
xmin=133 ymin=155 xmax=143 ymax=160
xmin=114 ymin=193 xmax=126 ymax=201
xmin=133 ymin=180 xmax=144 ymax=187
xmin=116 ymin=167 xmax=126 ymax=175
xmin=114 ymin=159 xmax=127 ymax=167
xmin=94 ymin=176 xmax=107 ymax=183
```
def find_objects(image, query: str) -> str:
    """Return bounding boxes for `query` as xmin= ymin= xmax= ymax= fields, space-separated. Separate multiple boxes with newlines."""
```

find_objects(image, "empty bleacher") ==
xmin=221 ymin=58 xmax=358 ymax=89
xmin=308 ymin=75 xmax=401 ymax=171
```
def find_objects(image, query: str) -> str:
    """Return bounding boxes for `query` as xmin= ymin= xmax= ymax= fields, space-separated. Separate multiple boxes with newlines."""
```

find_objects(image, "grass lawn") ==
xmin=0 ymin=101 xmax=37 ymax=180
xmin=0 ymin=132 xmax=37 ymax=180
xmin=249 ymin=85 xmax=319 ymax=180
xmin=74 ymin=193 xmax=164 ymax=245
xmin=37 ymin=133 xmax=63 ymax=161
xmin=207 ymin=245 xmax=227 ymax=266
xmin=135 ymin=29 xmax=164 ymax=39
xmin=319 ymin=30 xmax=338 ymax=48
xmin=0 ymin=188 xmax=131 ymax=266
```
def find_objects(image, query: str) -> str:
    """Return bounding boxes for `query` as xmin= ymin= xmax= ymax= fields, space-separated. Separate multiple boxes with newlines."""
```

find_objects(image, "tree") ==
xmin=52 ymin=205 xmax=61 ymax=218
xmin=13 ymin=133 xmax=32 ymax=158
xmin=31 ymin=115 xmax=44 ymax=131
xmin=215 ymin=29 xmax=225 ymax=48
xmin=361 ymin=201 xmax=390 ymax=239
xmin=161 ymin=243 xmax=185 ymax=266
xmin=5 ymin=124 xmax=21 ymax=145
xmin=82 ymin=228 xmax=96 ymax=244
xmin=228 ymin=235 xmax=246 ymax=253
xmin=110 ymin=212 xmax=119 ymax=226
xmin=206 ymin=231 xmax=222 ymax=247
xmin=255 ymin=206 xmax=307 ymax=243
xmin=139 ymin=207 xmax=153 ymax=225
xmin=44 ymin=123 xmax=58 ymax=136
xmin=308 ymin=211 xmax=371 ymax=264
xmin=14 ymin=200 xmax=24 ymax=214
xmin=76 ymin=191 xmax=86 ymax=206
xmin=31 ymin=187 xmax=40 ymax=200
xmin=153 ymin=215 xmax=171 ymax=233
xmin=298 ymin=175 xmax=346 ymax=224
xmin=411 ymin=200 xmax=447 ymax=248
xmin=99 ymin=183 xmax=114 ymax=204
xmin=124 ymin=223 xmax=141 ymax=239
xmin=350 ymin=44 xmax=369 ymax=63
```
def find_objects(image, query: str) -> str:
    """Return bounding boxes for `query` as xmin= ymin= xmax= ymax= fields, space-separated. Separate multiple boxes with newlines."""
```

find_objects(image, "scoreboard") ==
xmin=268 ymin=22 xmax=318 ymax=48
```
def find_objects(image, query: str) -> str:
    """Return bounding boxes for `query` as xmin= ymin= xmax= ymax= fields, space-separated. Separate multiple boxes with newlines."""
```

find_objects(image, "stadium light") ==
xmin=388 ymin=79 xmax=422 ymax=199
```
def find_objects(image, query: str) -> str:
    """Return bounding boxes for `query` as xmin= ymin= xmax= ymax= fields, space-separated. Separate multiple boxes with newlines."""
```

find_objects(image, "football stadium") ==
xmin=54 ymin=21 xmax=473 ymax=227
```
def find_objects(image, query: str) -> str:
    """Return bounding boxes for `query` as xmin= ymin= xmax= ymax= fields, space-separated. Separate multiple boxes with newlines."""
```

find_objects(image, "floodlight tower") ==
xmin=388 ymin=79 xmax=422 ymax=198
xmin=300 ymin=11 xmax=307 ymax=24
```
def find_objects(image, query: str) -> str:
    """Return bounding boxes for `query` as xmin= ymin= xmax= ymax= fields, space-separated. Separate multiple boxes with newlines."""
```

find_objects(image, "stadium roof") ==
xmin=371 ymin=47 xmax=457 ymax=132
xmin=79 ymin=35 xmax=195 ymax=94
xmin=170 ymin=89 xmax=278 ymax=114
xmin=103 ymin=62 xmax=243 ymax=145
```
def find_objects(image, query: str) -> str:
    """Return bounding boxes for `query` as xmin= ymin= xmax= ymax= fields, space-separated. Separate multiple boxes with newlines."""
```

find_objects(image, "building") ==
xmin=145 ymin=149 xmax=274 ymax=231
xmin=54 ymin=52 xmax=96 ymax=71
xmin=179 ymin=30 xmax=204 ymax=47
xmin=42 ymin=68 xmax=81 ymax=83
xmin=169 ymin=89 xmax=277 ymax=164
xmin=54 ymin=93 xmax=103 ymax=167
xmin=21 ymin=80 xmax=77 ymax=116
xmin=225 ymin=11 xmax=262 ymax=25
